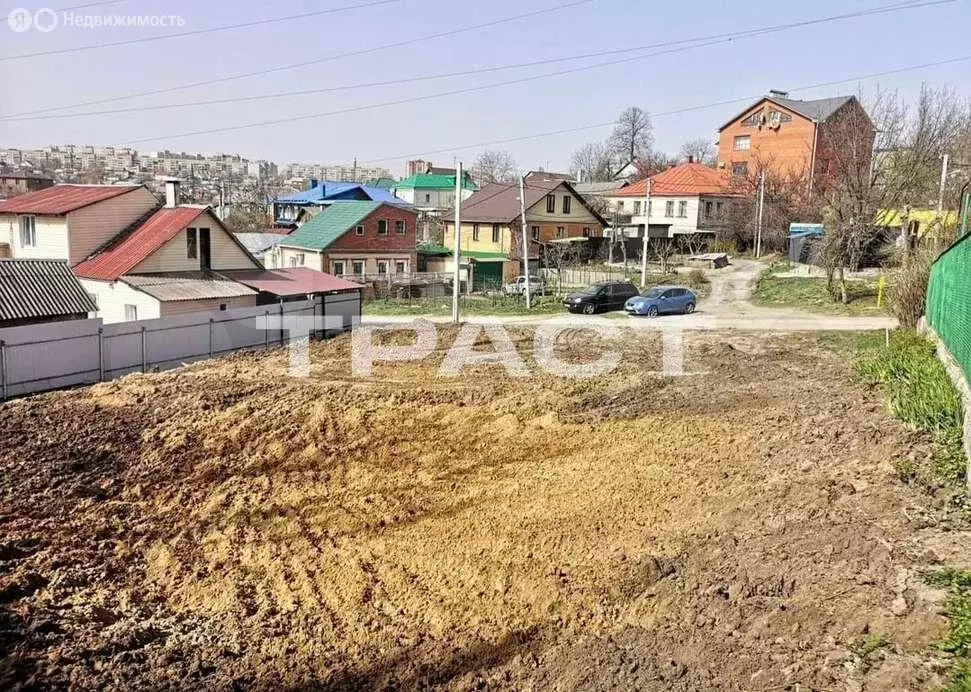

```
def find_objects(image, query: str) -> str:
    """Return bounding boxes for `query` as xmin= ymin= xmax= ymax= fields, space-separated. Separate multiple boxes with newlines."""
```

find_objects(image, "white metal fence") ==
xmin=0 ymin=293 xmax=360 ymax=399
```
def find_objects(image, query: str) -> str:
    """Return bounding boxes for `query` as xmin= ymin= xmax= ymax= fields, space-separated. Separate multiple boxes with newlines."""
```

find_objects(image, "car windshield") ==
xmin=580 ymin=284 xmax=605 ymax=295
xmin=640 ymin=288 xmax=664 ymax=298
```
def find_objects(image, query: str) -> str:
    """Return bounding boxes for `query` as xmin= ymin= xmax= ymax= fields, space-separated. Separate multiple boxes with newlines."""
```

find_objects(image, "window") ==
xmin=616 ymin=200 xmax=624 ymax=211
xmin=665 ymin=201 xmax=674 ymax=217
xmin=355 ymin=225 xmax=364 ymax=236
xmin=333 ymin=260 xmax=345 ymax=275
xmin=352 ymin=260 xmax=364 ymax=275
xmin=124 ymin=304 xmax=138 ymax=321
xmin=289 ymin=257 xmax=298 ymax=267
xmin=633 ymin=201 xmax=641 ymax=215
xmin=491 ymin=224 xmax=500 ymax=243
xmin=186 ymin=228 xmax=197 ymax=259
xmin=18 ymin=216 xmax=36 ymax=247
xmin=395 ymin=219 xmax=406 ymax=235
xmin=219 ymin=303 xmax=227 ymax=311
xmin=716 ymin=201 xmax=724 ymax=213
xmin=733 ymin=135 xmax=751 ymax=151
xmin=562 ymin=196 xmax=571 ymax=214
xmin=472 ymin=224 xmax=480 ymax=241
xmin=741 ymin=110 xmax=762 ymax=127
xmin=678 ymin=201 xmax=688 ymax=218
xmin=732 ymin=162 xmax=748 ymax=177
xmin=582 ymin=227 xmax=591 ymax=238
xmin=425 ymin=193 xmax=431 ymax=203
xmin=546 ymin=194 xmax=555 ymax=213
xmin=556 ymin=226 xmax=565 ymax=239
xmin=377 ymin=220 xmax=388 ymax=235
xmin=395 ymin=260 xmax=406 ymax=274
xmin=531 ymin=225 xmax=540 ymax=241
xmin=705 ymin=201 xmax=713 ymax=218
xmin=377 ymin=260 xmax=388 ymax=274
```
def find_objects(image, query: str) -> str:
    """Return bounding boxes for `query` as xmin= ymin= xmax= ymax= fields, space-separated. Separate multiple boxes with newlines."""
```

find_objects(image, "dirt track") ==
xmin=0 ymin=327 xmax=962 ymax=690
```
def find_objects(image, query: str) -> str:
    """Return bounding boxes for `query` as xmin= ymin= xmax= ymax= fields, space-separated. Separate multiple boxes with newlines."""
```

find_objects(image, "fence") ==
xmin=0 ymin=293 xmax=360 ymax=399
xmin=926 ymin=232 xmax=971 ymax=380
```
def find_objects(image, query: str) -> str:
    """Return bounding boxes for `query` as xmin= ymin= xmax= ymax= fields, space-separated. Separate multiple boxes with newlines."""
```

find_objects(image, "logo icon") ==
xmin=7 ymin=7 xmax=32 ymax=32
xmin=33 ymin=7 xmax=57 ymax=32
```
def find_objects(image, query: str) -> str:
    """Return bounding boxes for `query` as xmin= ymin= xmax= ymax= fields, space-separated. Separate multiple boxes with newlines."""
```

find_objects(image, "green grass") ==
xmin=753 ymin=273 xmax=885 ymax=316
xmin=847 ymin=633 xmax=890 ymax=673
xmin=922 ymin=568 xmax=971 ymax=690
xmin=363 ymin=295 xmax=565 ymax=317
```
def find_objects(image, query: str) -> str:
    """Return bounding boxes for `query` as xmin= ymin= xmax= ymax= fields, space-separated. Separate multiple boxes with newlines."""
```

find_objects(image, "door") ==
xmin=199 ymin=229 xmax=212 ymax=270
xmin=472 ymin=261 xmax=503 ymax=291
xmin=659 ymin=288 xmax=683 ymax=314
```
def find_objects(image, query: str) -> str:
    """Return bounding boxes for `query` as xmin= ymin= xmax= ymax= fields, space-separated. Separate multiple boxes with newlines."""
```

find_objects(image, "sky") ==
xmin=0 ymin=0 xmax=969 ymax=176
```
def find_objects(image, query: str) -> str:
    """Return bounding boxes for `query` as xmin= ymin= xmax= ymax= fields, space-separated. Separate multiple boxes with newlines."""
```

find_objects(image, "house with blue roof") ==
xmin=271 ymin=178 xmax=411 ymax=229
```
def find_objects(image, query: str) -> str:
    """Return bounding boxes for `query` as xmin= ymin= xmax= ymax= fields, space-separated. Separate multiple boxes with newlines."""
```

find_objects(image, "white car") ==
xmin=503 ymin=275 xmax=546 ymax=295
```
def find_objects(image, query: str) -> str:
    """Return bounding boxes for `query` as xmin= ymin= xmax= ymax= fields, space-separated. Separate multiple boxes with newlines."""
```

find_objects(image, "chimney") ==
xmin=687 ymin=155 xmax=694 ymax=164
xmin=768 ymin=89 xmax=789 ymax=99
xmin=164 ymin=178 xmax=180 ymax=208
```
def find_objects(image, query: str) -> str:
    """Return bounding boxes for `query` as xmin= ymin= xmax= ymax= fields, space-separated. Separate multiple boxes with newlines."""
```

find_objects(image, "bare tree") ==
xmin=570 ymin=142 xmax=614 ymax=182
xmin=472 ymin=149 xmax=517 ymax=184
xmin=678 ymin=138 xmax=718 ymax=166
xmin=608 ymin=107 xmax=654 ymax=169
xmin=629 ymin=151 xmax=678 ymax=181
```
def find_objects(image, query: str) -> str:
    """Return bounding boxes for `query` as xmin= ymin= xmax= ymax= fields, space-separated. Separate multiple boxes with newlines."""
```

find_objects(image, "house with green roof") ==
xmin=267 ymin=200 xmax=418 ymax=277
xmin=391 ymin=172 xmax=478 ymax=212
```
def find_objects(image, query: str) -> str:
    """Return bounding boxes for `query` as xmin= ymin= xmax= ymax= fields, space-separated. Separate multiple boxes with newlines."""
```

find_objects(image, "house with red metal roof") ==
xmin=605 ymin=161 xmax=738 ymax=239
xmin=73 ymin=181 xmax=266 ymax=323
xmin=0 ymin=183 xmax=158 ymax=263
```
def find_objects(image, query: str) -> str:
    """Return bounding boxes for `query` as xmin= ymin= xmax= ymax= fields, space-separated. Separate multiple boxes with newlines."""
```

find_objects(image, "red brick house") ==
xmin=270 ymin=201 xmax=417 ymax=276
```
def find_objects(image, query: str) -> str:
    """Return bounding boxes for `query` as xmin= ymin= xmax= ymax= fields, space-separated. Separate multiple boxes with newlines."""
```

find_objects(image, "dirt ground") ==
xmin=0 ymin=326 xmax=965 ymax=690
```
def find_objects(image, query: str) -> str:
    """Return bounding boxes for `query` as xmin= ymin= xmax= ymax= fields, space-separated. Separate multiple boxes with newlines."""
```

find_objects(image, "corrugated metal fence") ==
xmin=926 ymin=232 xmax=971 ymax=380
xmin=0 ymin=293 xmax=360 ymax=399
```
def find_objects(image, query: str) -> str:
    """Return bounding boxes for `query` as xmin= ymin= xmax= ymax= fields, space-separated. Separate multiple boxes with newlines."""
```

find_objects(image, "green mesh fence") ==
xmin=927 ymin=232 xmax=971 ymax=381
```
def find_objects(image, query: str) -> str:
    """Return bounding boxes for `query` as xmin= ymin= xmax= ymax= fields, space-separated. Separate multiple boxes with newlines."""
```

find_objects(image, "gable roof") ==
xmin=0 ymin=184 xmax=144 ymax=215
xmin=611 ymin=163 xmax=735 ymax=198
xmin=718 ymin=94 xmax=857 ymax=131
xmin=274 ymin=181 xmax=406 ymax=206
xmin=460 ymin=179 xmax=608 ymax=226
xmin=280 ymin=201 xmax=382 ymax=251
xmin=74 ymin=206 xmax=260 ymax=281
xmin=392 ymin=173 xmax=478 ymax=191
xmin=0 ymin=259 xmax=97 ymax=321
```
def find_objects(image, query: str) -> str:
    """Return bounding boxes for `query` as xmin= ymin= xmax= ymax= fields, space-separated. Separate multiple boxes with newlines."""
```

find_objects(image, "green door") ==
xmin=472 ymin=260 xmax=503 ymax=291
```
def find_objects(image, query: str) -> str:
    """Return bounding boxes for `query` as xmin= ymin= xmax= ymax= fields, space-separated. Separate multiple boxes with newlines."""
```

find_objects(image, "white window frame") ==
xmin=355 ymin=225 xmax=364 ymax=236
xmin=665 ymin=201 xmax=674 ymax=218
xmin=352 ymin=260 xmax=364 ymax=274
xmin=678 ymin=201 xmax=688 ymax=218
xmin=124 ymin=304 xmax=138 ymax=321
xmin=394 ymin=260 xmax=407 ymax=274
xmin=733 ymin=135 xmax=751 ymax=151
xmin=377 ymin=260 xmax=389 ymax=274
xmin=377 ymin=220 xmax=388 ymax=235
xmin=395 ymin=219 xmax=406 ymax=235
xmin=333 ymin=260 xmax=345 ymax=275
xmin=19 ymin=216 xmax=36 ymax=248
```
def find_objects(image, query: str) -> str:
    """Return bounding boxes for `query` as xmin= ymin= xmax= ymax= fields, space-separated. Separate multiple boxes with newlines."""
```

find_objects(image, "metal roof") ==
xmin=0 ymin=259 xmax=97 ymax=321
xmin=459 ymin=179 xmax=608 ymax=226
xmin=233 ymin=232 xmax=288 ymax=257
xmin=717 ymin=94 xmax=859 ymax=131
xmin=281 ymin=201 xmax=382 ymax=251
xmin=274 ymin=181 xmax=408 ymax=206
xmin=120 ymin=272 xmax=257 ymax=301
xmin=612 ymin=163 xmax=736 ymax=198
xmin=223 ymin=268 xmax=363 ymax=296
xmin=0 ymin=184 xmax=143 ymax=215
xmin=392 ymin=173 xmax=478 ymax=191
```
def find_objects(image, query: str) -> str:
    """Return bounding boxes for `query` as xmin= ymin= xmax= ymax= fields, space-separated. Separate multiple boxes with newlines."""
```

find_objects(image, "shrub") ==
xmin=886 ymin=249 xmax=935 ymax=329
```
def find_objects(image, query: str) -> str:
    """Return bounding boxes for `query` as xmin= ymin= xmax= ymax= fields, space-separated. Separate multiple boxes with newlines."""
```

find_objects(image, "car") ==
xmin=624 ymin=285 xmax=698 ymax=316
xmin=503 ymin=275 xmax=546 ymax=296
xmin=563 ymin=280 xmax=640 ymax=314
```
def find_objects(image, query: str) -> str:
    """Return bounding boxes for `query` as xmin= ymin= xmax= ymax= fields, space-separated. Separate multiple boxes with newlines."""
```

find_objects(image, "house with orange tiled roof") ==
xmin=605 ymin=161 xmax=739 ymax=239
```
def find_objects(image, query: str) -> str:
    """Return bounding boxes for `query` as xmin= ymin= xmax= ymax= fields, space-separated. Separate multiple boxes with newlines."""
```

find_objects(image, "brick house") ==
xmin=441 ymin=179 xmax=607 ymax=286
xmin=271 ymin=201 xmax=418 ymax=277
xmin=717 ymin=90 xmax=874 ymax=194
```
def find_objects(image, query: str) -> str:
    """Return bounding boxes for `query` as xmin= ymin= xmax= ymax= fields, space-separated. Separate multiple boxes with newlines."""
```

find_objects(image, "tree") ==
xmin=630 ymin=151 xmax=678 ymax=180
xmin=80 ymin=163 xmax=105 ymax=185
xmin=225 ymin=208 xmax=271 ymax=233
xmin=472 ymin=149 xmax=516 ymax=184
xmin=678 ymin=138 xmax=718 ymax=166
xmin=570 ymin=142 xmax=614 ymax=182
xmin=608 ymin=106 xmax=654 ymax=168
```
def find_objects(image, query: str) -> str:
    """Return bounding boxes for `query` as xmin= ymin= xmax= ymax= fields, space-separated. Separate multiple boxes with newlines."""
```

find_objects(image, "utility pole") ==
xmin=639 ymin=177 xmax=653 ymax=287
xmin=452 ymin=161 xmax=463 ymax=324
xmin=938 ymin=153 xmax=950 ymax=215
xmin=755 ymin=170 xmax=766 ymax=259
xmin=519 ymin=174 xmax=531 ymax=309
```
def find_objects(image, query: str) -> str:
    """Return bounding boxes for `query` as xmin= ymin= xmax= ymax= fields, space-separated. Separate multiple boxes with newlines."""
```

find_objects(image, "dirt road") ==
xmin=0 ymin=328 xmax=961 ymax=690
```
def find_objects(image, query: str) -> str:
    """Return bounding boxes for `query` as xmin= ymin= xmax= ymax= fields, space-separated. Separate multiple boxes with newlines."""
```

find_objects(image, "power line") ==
xmin=0 ymin=0 xmax=401 ymax=62
xmin=0 ymin=0 xmax=596 ymax=119
xmin=357 ymin=55 xmax=971 ymax=165
xmin=0 ymin=0 xmax=951 ymax=123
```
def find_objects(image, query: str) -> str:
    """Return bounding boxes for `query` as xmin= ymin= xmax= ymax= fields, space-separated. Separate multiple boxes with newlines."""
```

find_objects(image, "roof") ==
xmin=120 ymin=272 xmax=257 ymax=301
xmin=459 ymin=179 xmax=610 ymax=226
xmin=416 ymin=244 xmax=452 ymax=255
xmin=718 ymin=94 xmax=857 ymax=131
xmin=392 ymin=173 xmax=479 ymax=191
xmin=367 ymin=177 xmax=398 ymax=189
xmin=611 ymin=163 xmax=735 ymax=198
xmin=0 ymin=173 xmax=54 ymax=181
xmin=463 ymin=251 xmax=508 ymax=260
xmin=281 ymin=201 xmax=381 ymax=251
xmin=881 ymin=209 xmax=959 ymax=230
xmin=233 ymin=232 xmax=288 ymax=257
xmin=274 ymin=181 xmax=406 ymax=206
xmin=0 ymin=184 xmax=142 ymax=215
xmin=223 ymin=268 xmax=363 ymax=296
xmin=573 ymin=181 xmax=629 ymax=195
xmin=524 ymin=171 xmax=575 ymax=182
xmin=0 ymin=259 xmax=97 ymax=322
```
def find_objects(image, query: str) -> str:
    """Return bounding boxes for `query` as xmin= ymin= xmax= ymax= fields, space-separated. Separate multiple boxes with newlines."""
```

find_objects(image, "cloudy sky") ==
xmin=1 ymin=0 xmax=969 ymax=174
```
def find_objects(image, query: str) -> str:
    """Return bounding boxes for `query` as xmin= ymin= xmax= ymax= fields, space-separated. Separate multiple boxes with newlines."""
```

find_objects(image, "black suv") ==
xmin=562 ymin=281 xmax=640 ymax=314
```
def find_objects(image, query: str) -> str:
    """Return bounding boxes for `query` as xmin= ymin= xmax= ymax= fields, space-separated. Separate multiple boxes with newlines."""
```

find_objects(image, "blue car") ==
xmin=625 ymin=285 xmax=698 ymax=316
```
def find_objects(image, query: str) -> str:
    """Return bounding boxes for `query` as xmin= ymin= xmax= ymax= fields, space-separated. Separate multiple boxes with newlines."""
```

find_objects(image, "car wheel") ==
xmin=647 ymin=305 xmax=659 ymax=317
xmin=582 ymin=303 xmax=596 ymax=315
xmin=684 ymin=302 xmax=695 ymax=314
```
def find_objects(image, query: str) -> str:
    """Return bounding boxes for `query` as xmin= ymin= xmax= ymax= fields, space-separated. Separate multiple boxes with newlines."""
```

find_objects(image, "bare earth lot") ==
xmin=0 ymin=327 xmax=963 ymax=690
